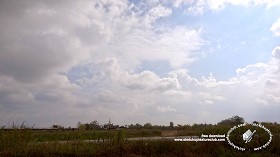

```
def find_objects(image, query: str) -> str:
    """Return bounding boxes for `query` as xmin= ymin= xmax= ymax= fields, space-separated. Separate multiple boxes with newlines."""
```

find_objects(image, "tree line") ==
xmin=74 ymin=115 xmax=246 ymax=130
xmin=3 ymin=115 xmax=277 ymax=130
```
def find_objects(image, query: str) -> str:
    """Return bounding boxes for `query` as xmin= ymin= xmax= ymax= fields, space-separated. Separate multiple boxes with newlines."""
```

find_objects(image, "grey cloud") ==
xmin=0 ymin=0 xmax=89 ymax=83
xmin=0 ymin=34 xmax=83 ymax=82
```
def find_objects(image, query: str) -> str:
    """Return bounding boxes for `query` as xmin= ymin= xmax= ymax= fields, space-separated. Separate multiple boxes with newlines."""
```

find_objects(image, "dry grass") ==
xmin=161 ymin=130 xmax=178 ymax=136
xmin=1 ymin=124 xmax=280 ymax=156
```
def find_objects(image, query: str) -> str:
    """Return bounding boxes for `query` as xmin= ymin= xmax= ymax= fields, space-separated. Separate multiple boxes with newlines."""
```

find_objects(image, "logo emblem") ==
xmin=226 ymin=123 xmax=272 ymax=151
xmin=242 ymin=129 xmax=256 ymax=143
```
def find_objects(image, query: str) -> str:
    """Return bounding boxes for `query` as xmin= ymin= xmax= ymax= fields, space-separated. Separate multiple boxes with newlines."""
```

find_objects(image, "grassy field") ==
xmin=0 ymin=124 xmax=280 ymax=156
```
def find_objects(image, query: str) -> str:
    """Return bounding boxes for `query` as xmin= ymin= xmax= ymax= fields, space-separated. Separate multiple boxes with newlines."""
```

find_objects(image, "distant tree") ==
xmin=217 ymin=115 xmax=245 ymax=125
xmin=193 ymin=123 xmax=201 ymax=129
xmin=77 ymin=122 xmax=81 ymax=128
xmin=84 ymin=123 xmax=90 ymax=130
xmin=52 ymin=125 xmax=64 ymax=129
xmin=143 ymin=123 xmax=152 ymax=129
xmin=78 ymin=124 xmax=86 ymax=130
xmin=169 ymin=122 xmax=174 ymax=128
xmin=129 ymin=124 xmax=134 ymax=129
xmin=135 ymin=123 xmax=142 ymax=129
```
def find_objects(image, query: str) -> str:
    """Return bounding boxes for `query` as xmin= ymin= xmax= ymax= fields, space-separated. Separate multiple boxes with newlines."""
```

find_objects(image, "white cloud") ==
xmin=186 ymin=0 xmax=207 ymax=15
xmin=175 ymin=0 xmax=280 ymax=15
xmin=207 ymin=0 xmax=255 ymax=10
xmin=157 ymin=105 xmax=177 ymax=113
xmin=271 ymin=18 xmax=280 ymax=36
xmin=169 ymin=0 xmax=192 ymax=8
xmin=272 ymin=47 xmax=280 ymax=59
xmin=144 ymin=4 xmax=172 ymax=26
xmin=79 ymin=57 xmax=267 ymax=124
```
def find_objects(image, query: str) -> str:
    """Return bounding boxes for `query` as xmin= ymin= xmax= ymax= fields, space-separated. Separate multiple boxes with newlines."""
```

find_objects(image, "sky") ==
xmin=0 ymin=0 xmax=280 ymax=128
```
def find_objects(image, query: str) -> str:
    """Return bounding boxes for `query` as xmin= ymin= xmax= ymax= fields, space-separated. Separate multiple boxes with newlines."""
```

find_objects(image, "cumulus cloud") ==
xmin=271 ymin=18 xmax=280 ymax=36
xmin=0 ymin=0 xmax=205 ymax=127
xmin=272 ymin=47 xmax=280 ymax=59
xmin=73 ymin=51 xmax=280 ymax=124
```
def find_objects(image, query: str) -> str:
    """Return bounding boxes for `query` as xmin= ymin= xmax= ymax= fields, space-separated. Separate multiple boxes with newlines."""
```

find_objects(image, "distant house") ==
xmin=103 ymin=118 xmax=119 ymax=130
xmin=103 ymin=123 xmax=119 ymax=130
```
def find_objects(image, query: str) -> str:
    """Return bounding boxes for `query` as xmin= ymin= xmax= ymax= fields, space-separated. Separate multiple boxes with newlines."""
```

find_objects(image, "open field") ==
xmin=1 ymin=123 xmax=280 ymax=156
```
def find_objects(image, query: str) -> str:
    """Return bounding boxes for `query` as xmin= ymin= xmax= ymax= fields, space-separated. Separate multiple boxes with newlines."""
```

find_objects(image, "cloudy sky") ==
xmin=0 ymin=0 xmax=280 ymax=128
